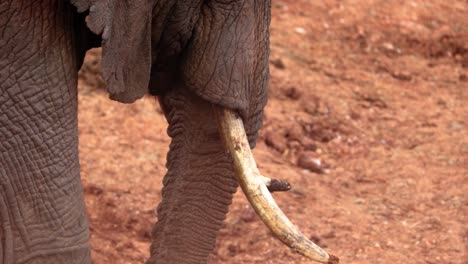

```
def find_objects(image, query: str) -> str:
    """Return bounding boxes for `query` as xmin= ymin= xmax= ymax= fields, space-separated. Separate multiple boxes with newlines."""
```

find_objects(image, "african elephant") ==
xmin=0 ymin=1 xmax=336 ymax=263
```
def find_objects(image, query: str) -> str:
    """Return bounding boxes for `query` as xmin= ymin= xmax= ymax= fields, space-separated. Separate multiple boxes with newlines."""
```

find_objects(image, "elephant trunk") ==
xmin=146 ymin=86 xmax=336 ymax=263
xmin=147 ymin=84 xmax=238 ymax=264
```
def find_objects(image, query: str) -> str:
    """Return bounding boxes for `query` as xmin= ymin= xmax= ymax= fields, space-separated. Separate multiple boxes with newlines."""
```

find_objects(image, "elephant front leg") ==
xmin=0 ymin=1 xmax=91 ymax=263
xmin=0 ymin=65 xmax=91 ymax=263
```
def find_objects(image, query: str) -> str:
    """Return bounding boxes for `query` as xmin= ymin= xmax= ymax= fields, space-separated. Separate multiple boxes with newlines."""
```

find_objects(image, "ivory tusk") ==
xmin=214 ymin=106 xmax=338 ymax=264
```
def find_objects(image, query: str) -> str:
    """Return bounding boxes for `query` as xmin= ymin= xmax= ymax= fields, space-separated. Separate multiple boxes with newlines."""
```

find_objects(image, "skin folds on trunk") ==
xmin=147 ymin=85 xmax=238 ymax=264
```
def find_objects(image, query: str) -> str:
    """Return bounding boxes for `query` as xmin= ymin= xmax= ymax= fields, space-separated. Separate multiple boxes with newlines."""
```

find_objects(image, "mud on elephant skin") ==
xmin=0 ymin=1 xmax=335 ymax=264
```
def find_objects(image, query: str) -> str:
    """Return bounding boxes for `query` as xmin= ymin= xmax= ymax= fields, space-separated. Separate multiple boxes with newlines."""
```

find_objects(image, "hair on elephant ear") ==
xmin=70 ymin=0 xmax=153 ymax=103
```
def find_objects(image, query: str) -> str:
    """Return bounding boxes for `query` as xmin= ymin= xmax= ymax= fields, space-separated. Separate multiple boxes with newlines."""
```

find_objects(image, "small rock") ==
xmin=291 ymin=185 xmax=307 ymax=197
xmin=462 ymin=57 xmax=468 ymax=68
xmin=272 ymin=2 xmax=284 ymax=9
xmin=287 ymin=140 xmax=301 ymax=149
xmin=322 ymin=231 xmax=336 ymax=239
xmin=354 ymin=198 xmax=365 ymax=205
xmin=271 ymin=58 xmax=286 ymax=69
xmin=382 ymin=42 xmax=395 ymax=51
xmin=84 ymin=184 xmax=104 ymax=196
xmin=302 ymin=96 xmax=321 ymax=115
xmin=462 ymin=144 xmax=468 ymax=154
xmin=349 ymin=109 xmax=361 ymax=120
xmin=381 ymin=42 xmax=401 ymax=55
xmin=297 ymin=152 xmax=324 ymax=173
xmin=265 ymin=131 xmax=287 ymax=152
xmin=227 ymin=244 xmax=239 ymax=256
xmin=286 ymin=122 xmax=304 ymax=140
xmin=310 ymin=235 xmax=326 ymax=248
xmin=391 ymin=71 xmax=412 ymax=81
xmin=431 ymin=25 xmax=452 ymax=41
xmin=137 ymin=229 xmax=152 ymax=241
xmin=294 ymin=27 xmax=307 ymax=35
xmin=240 ymin=207 xmax=256 ymax=223
xmin=436 ymin=99 xmax=447 ymax=107
xmin=283 ymin=86 xmax=302 ymax=100
xmin=449 ymin=121 xmax=464 ymax=131
xmin=300 ymin=137 xmax=318 ymax=151
xmin=459 ymin=73 xmax=467 ymax=82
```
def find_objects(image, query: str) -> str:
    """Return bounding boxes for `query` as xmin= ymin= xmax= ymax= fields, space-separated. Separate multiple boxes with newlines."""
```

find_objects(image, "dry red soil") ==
xmin=77 ymin=1 xmax=467 ymax=263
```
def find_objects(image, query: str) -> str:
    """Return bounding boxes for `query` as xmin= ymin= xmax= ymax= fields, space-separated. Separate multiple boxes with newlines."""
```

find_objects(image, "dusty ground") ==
xmin=77 ymin=1 xmax=468 ymax=263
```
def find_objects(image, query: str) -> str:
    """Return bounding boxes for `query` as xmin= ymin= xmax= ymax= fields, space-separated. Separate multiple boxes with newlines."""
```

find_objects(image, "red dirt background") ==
xmin=77 ymin=1 xmax=467 ymax=263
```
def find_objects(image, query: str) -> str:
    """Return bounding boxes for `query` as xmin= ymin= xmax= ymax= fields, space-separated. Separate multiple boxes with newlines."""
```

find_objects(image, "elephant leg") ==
xmin=0 ymin=1 xmax=91 ymax=263
xmin=147 ymin=84 xmax=238 ymax=264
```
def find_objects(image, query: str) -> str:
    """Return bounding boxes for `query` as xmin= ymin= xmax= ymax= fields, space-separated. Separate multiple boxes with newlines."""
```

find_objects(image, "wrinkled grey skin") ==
xmin=0 ymin=1 xmax=270 ymax=264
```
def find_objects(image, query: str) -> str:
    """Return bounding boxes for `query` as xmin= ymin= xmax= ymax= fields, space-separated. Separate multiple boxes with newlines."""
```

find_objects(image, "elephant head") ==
xmin=0 ymin=0 xmax=335 ymax=263
xmin=70 ymin=0 xmax=337 ymax=263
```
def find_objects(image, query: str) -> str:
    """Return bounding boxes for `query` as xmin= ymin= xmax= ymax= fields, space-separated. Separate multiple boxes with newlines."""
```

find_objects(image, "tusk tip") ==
xmin=327 ymin=254 xmax=340 ymax=264
xmin=267 ymin=179 xmax=292 ymax=192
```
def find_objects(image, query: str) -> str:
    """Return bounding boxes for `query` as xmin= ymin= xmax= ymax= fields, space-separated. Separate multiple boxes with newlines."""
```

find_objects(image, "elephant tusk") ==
xmin=214 ymin=106 xmax=339 ymax=264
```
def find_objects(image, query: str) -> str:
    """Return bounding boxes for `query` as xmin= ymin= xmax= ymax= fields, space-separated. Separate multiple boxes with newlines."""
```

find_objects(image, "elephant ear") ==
xmin=181 ymin=1 xmax=271 ymax=146
xmin=71 ymin=0 xmax=152 ymax=103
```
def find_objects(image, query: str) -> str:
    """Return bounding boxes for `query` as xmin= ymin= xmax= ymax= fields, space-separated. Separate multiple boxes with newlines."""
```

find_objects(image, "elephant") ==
xmin=0 ymin=1 xmax=337 ymax=264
